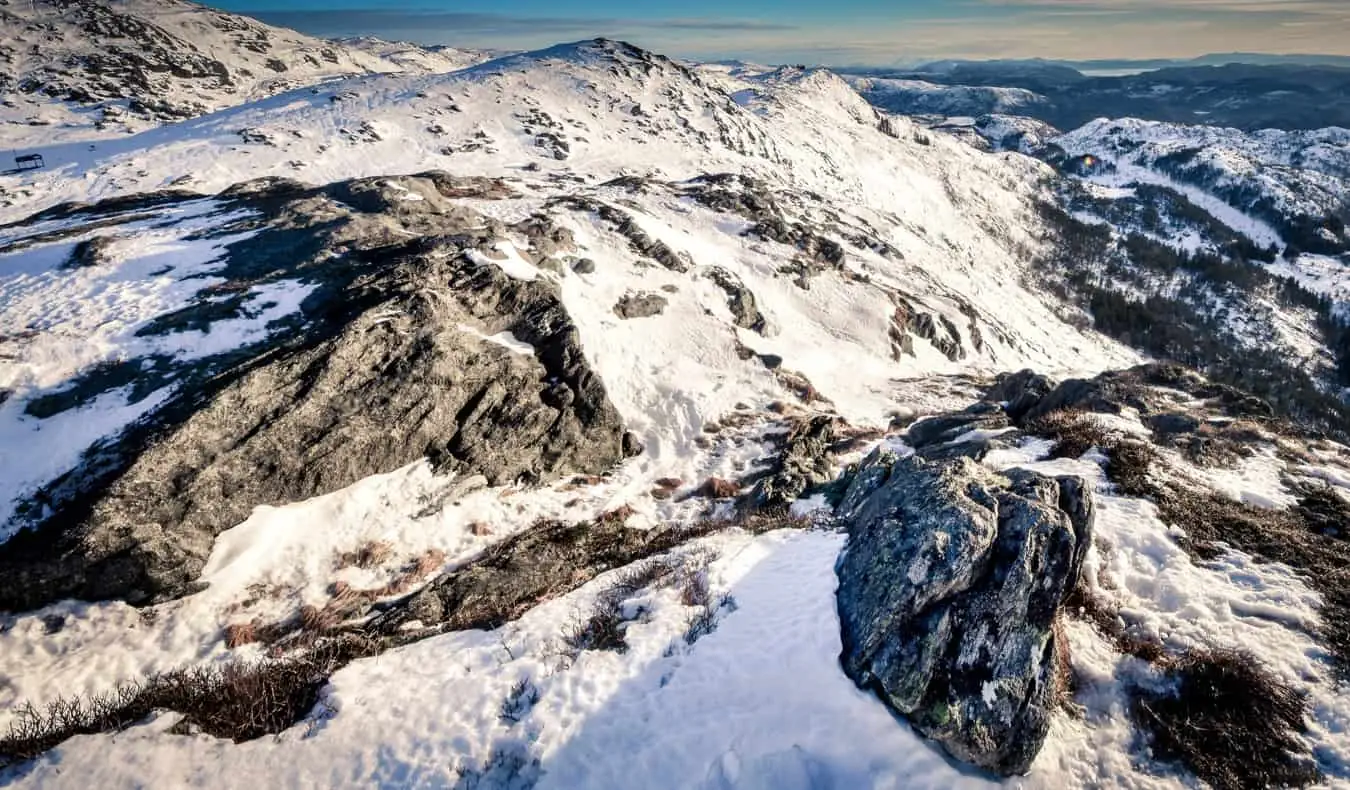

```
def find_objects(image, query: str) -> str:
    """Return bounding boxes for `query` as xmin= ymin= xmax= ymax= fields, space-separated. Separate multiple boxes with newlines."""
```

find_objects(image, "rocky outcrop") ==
xmin=835 ymin=454 xmax=1094 ymax=776
xmin=0 ymin=172 xmax=635 ymax=612
xmin=744 ymin=415 xmax=838 ymax=511
xmin=552 ymin=196 xmax=691 ymax=272
xmin=905 ymin=402 xmax=1011 ymax=461
xmin=888 ymin=298 xmax=967 ymax=363
xmin=705 ymin=267 xmax=767 ymax=334
xmin=989 ymin=364 xmax=1275 ymax=425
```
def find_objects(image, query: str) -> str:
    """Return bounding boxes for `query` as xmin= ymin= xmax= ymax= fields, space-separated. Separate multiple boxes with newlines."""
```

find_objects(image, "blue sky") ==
xmin=211 ymin=0 xmax=1350 ymax=64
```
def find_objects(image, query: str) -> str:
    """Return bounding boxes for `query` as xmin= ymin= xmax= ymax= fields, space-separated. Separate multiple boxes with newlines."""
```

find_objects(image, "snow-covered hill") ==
xmin=0 ymin=0 xmax=489 ymax=145
xmin=1 ymin=26 xmax=1350 ymax=790
xmin=1055 ymin=119 xmax=1350 ymax=254
xmin=848 ymin=76 xmax=1046 ymax=119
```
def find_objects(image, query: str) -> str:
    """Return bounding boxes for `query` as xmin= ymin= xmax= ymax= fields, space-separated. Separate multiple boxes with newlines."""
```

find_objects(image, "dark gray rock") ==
xmin=0 ymin=172 xmax=634 ymax=612
xmin=986 ymin=369 xmax=1055 ymax=423
xmin=64 ymin=235 xmax=118 ymax=269
xmin=572 ymin=258 xmax=597 ymax=274
xmin=1149 ymin=412 xmax=1201 ymax=435
xmin=745 ymin=415 xmax=838 ymax=510
xmin=836 ymin=455 xmax=1093 ymax=776
xmin=552 ymin=196 xmax=691 ymax=272
xmin=889 ymin=298 xmax=966 ymax=363
xmin=906 ymin=402 xmax=1009 ymax=454
xmin=705 ymin=266 xmax=767 ymax=334
xmin=613 ymin=292 xmax=668 ymax=319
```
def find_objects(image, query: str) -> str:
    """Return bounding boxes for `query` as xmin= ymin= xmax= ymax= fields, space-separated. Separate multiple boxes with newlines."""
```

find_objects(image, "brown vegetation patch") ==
xmin=334 ymin=540 xmax=393 ymax=570
xmin=1133 ymin=649 xmax=1318 ymax=790
xmin=1023 ymin=409 xmax=1111 ymax=459
xmin=0 ymin=638 xmax=377 ymax=768
xmin=1154 ymin=485 xmax=1350 ymax=673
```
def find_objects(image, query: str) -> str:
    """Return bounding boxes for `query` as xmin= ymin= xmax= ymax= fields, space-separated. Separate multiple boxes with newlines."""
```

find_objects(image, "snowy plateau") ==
xmin=0 ymin=2 xmax=1349 ymax=789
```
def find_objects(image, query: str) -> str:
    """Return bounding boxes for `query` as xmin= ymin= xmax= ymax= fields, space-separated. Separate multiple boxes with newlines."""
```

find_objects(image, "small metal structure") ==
xmin=15 ymin=153 xmax=44 ymax=171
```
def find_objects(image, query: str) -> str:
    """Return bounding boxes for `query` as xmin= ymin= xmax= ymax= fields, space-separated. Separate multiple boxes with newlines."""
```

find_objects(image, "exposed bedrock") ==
xmin=0 ymin=173 xmax=635 ymax=611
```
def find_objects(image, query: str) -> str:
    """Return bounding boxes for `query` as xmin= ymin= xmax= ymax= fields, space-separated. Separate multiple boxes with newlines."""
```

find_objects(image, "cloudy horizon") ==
xmin=206 ymin=0 xmax=1350 ymax=65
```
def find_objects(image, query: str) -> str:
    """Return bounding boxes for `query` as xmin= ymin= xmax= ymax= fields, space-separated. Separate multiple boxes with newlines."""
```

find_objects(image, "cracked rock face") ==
xmin=0 ymin=173 xmax=635 ymax=612
xmin=835 ymin=454 xmax=1093 ymax=776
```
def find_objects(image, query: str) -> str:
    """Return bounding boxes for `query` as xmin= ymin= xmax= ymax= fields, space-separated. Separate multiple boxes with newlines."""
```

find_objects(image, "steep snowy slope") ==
xmin=0 ymin=0 xmax=487 ymax=145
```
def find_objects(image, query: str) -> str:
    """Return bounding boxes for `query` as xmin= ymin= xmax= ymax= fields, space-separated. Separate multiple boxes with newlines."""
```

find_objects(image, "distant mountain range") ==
xmin=844 ymin=60 xmax=1350 ymax=131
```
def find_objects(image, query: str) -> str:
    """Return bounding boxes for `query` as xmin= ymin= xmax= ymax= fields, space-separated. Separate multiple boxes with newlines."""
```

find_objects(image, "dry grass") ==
xmin=1023 ymin=409 xmax=1111 ymax=459
xmin=241 ymin=548 xmax=450 ymax=654
xmin=562 ymin=559 xmax=681 ymax=656
xmin=0 ymin=639 xmax=376 ymax=768
xmin=333 ymin=540 xmax=393 ymax=571
xmin=1133 ymin=648 xmax=1318 ymax=790
xmin=1103 ymin=440 xmax=1158 ymax=498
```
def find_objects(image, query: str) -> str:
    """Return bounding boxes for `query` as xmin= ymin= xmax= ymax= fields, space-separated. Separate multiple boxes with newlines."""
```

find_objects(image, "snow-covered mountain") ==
xmin=0 ymin=0 xmax=490 ymax=144
xmin=1 ymin=11 xmax=1349 ymax=790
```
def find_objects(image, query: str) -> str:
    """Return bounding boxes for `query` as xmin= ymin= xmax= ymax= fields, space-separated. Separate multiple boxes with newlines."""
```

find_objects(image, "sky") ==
xmin=209 ymin=0 xmax=1350 ymax=65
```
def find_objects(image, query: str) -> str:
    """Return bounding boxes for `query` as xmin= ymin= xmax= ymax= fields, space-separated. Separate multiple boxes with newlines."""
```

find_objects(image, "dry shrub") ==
xmin=498 ymin=677 xmax=540 ymax=725
xmin=0 ymin=639 xmax=375 ymax=768
xmin=1290 ymin=480 xmax=1350 ymax=541
xmin=722 ymin=506 xmax=814 ymax=535
xmin=697 ymin=477 xmax=741 ymax=499
xmin=562 ymin=558 xmax=679 ymax=656
xmin=679 ymin=569 xmax=712 ymax=608
xmin=1050 ymin=615 xmax=1080 ymax=714
xmin=224 ymin=622 xmax=260 ymax=649
xmin=1023 ymin=409 xmax=1111 ymax=459
xmin=596 ymin=504 xmax=636 ymax=526
xmin=1134 ymin=648 xmax=1318 ymax=790
xmin=1063 ymin=579 xmax=1165 ymax=664
xmin=683 ymin=594 xmax=737 ymax=646
xmin=334 ymin=540 xmax=393 ymax=570
xmin=1104 ymin=440 xmax=1158 ymax=498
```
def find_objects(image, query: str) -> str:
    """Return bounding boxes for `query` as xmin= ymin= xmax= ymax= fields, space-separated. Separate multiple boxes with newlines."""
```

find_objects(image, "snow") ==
xmin=1055 ymin=118 xmax=1350 ymax=248
xmin=984 ymin=434 xmax=1350 ymax=784
xmin=469 ymin=242 xmax=542 ymax=283
xmin=0 ymin=0 xmax=492 ymax=147
xmin=456 ymin=325 xmax=537 ymax=356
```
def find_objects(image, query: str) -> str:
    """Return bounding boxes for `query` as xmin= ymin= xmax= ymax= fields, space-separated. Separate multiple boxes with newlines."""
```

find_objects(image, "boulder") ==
xmin=835 ymin=455 xmax=1093 ymax=776
xmin=985 ymin=369 xmax=1055 ymax=423
xmin=1148 ymin=412 xmax=1201 ymax=435
xmin=705 ymin=266 xmax=767 ymax=334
